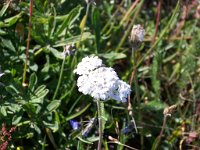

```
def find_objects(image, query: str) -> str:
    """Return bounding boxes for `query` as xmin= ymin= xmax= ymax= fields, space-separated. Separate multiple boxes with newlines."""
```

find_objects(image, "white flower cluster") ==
xmin=74 ymin=56 xmax=102 ymax=75
xmin=74 ymin=56 xmax=131 ymax=102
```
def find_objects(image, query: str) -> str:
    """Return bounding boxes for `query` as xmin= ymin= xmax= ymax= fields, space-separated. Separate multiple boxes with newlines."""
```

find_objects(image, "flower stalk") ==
xmin=130 ymin=24 xmax=145 ymax=149
xmin=96 ymin=99 xmax=103 ymax=150
xmin=133 ymin=47 xmax=144 ymax=149
xmin=52 ymin=45 xmax=72 ymax=100
xmin=52 ymin=55 xmax=66 ymax=101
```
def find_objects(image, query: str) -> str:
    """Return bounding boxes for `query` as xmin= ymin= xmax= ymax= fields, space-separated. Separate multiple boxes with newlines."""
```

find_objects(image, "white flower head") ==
xmin=130 ymin=24 xmax=145 ymax=43
xmin=74 ymin=56 xmax=103 ymax=75
xmin=75 ymin=56 xmax=131 ymax=102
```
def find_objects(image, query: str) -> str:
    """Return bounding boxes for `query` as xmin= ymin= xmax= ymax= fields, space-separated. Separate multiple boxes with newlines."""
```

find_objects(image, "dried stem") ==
xmin=151 ymin=0 xmax=162 ymax=44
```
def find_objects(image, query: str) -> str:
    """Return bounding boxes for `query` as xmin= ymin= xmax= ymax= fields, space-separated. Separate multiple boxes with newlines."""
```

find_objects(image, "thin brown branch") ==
xmin=22 ymin=0 xmax=33 ymax=87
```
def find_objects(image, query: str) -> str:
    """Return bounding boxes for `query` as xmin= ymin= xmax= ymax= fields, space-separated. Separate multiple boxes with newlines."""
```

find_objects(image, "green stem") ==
xmin=96 ymin=99 xmax=103 ymax=150
xmin=52 ymin=56 xmax=66 ymax=100
xmin=133 ymin=48 xmax=143 ymax=149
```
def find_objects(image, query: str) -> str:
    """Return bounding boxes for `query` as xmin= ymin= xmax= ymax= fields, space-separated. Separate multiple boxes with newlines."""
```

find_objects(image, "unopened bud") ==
xmin=130 ymin=24 xmax=145 ymax=44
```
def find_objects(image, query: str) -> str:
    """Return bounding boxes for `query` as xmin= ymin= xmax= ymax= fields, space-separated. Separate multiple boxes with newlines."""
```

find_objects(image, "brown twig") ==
xmin=22 ymin=0 xmax=33 ymax=87
xmin=151 ymin=0 xmax=162 ymax=44
xmin=146 ymin=0 xmax=162 ymax=66
xmin=127 ymin=66 xmax=137 ymax=116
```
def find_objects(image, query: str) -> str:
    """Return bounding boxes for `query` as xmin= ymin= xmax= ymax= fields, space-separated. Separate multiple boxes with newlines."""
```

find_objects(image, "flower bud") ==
xmin=130 ymin=24 xmax=145 ymax=44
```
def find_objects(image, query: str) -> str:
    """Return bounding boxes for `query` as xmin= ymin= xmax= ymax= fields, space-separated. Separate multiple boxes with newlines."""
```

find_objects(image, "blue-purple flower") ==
xmin=69 ymin=120 xmax=81 ymax=130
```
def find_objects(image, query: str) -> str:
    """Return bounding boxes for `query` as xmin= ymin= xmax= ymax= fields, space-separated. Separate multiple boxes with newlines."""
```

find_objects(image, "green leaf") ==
xmin=66 ymin=103 xmax=91 ymax=121
xmin=47 ymin=6 xmax=57 ymax=38
xmin=34 ymin=85 xmax=48 ymax=96
xmin=4 ymin=13 xmax=22 ymax=26
xmin=31 ymin=123 xmax=41 ymax=134
xmin=5 ymin=85 xmax=20 ymax=95
xmin=86 ymin=136 xmax=99 ymax=142
xmin=1 ymin=38 xmax=16 ymax=52
xmin=47 ymin=100 xmax=61 ymax=112
xmin=92 ymin=8 xmax=101 ymax=52
xmin=151 ymin=52 xmax=160 ymax=99
xmin=0 ymin=2 xmax=10 ymax=17
xmin=100 ymin=52 xmax=126 ymax=60
xmin=77 ymin=136 xmax=93 ymax=144
xmin=48 ymin=47 xmax=65 ymax=59
xmin=53 ymin=32 xmax=93 ymax=47
xmin=31 ymin=94 xmax=48 ymax=104
xmin=0 ymin=106 xmax=7 ymax=116
xmin=23 ymin=103 xmax=37 ymax=114
xmin=12 ymin=115 xmax=22 ymax=125
xmin=29 ymin=73 xmax=38 ymax=91
xmin=30 ymin=63 xmax=38 ymax=72
xmin=0 ymin=29 xmax=6 ymax=35
xmin=168 ymin=63 xmax=180 ymax=82
xmin=30 ymin=85 xmax=49 ymax=103
xmin=80 ymin=15 xmax=87 ymax=30
xmin=41 ymin=55 xmax=50 ymax=73
xmin=141 ymin=100 xmax=167 ymax=111
xmin=43 ymin=121 xmax=59 ymax=132
xmin=55 ymin=5 xmax=83 ymax=37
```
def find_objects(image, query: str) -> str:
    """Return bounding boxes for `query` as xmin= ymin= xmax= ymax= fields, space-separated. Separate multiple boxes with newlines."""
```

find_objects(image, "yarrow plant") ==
xmin=129 ymin=24 xmax=145 ymax=148
xmin=74 ymin=56 xmax=131 ymax=150
xmin=74 ymin=56 xmax=131 ymax=102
